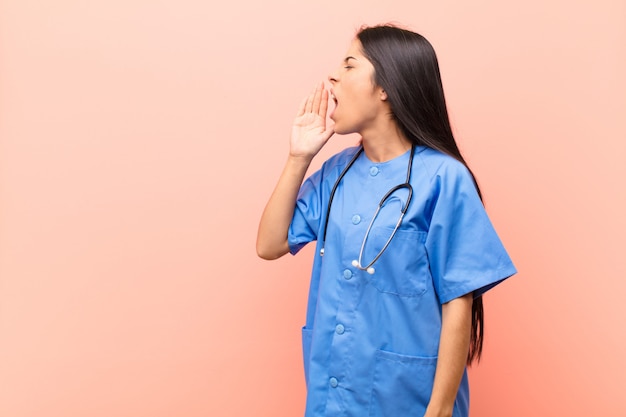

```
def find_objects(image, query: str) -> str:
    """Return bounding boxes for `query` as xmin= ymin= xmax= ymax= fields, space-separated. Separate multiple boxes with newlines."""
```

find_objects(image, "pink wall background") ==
xmin=1 ymin=1 xmax=624 ymax=416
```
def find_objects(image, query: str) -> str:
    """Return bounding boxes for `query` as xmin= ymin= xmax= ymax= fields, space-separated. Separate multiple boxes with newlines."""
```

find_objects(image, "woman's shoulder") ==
xmin=323 ymin=145 xmax=361 ymax=169
xmin=415 ymin=146 xmax=472 ymax=180
xmin=302 ymin=145 xmax=361 ymax=188
xmin=315 ymin=145 xmax=361 ymax=179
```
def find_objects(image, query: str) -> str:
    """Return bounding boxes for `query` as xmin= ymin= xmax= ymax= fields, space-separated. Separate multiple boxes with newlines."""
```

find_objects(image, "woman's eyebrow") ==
xmin=344 ymin=56 xmax=357 ymax=63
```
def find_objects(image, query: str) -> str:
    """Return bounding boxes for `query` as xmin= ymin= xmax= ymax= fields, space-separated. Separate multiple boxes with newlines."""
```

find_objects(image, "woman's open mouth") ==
xmin=330 ymin=90 xmax=338 ymax=119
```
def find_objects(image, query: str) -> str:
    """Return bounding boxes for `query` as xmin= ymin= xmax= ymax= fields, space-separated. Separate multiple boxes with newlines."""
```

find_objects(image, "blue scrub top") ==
xmin=288 ymin=146 xmax=517 ymax=417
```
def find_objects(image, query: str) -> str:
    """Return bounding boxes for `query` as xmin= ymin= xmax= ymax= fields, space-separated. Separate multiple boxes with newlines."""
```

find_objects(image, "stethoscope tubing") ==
xmin=319 ymin=145 xmax=415 ymax=273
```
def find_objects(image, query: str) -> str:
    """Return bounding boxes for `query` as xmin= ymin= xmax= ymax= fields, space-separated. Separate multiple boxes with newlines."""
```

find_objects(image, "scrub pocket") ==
xmin=301 ymin=326 xmax=313 ymax=386
xmin=368 ymin=349 xmax=437 ymax=417
xmin=366 ymin=229 xmax=428 ymax=297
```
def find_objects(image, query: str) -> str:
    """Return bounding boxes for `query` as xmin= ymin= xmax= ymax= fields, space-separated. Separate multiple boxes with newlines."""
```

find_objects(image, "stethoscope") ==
xmin=319 ymin=145 xmax=415 ymax=275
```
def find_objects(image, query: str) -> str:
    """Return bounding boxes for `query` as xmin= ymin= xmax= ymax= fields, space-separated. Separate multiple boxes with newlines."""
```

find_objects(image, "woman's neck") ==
xmin=360 ymin=123 xmax=412 ymax=163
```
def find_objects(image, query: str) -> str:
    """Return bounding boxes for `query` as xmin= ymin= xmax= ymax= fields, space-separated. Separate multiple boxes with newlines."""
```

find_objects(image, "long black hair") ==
xmin=357 ymin=24 xmax=484 ymax=365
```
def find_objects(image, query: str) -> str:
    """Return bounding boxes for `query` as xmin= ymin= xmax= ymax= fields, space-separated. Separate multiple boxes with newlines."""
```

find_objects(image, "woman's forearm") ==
xmin=425 ymin=293 xmax=473 ymax=417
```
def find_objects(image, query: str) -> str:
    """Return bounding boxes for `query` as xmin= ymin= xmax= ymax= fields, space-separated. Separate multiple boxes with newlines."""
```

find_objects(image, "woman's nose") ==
xmin=328 ymin=73 xmax=338 ymax=84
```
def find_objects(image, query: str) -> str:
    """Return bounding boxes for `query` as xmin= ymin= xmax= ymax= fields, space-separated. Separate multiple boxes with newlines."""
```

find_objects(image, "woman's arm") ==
xmin=424 ymin=293 xmax=473 ymax=417
xmin=256 ymin=155 xmax=313 ymax=259
xmin=256 ymin=83 xmax=334 ymax=260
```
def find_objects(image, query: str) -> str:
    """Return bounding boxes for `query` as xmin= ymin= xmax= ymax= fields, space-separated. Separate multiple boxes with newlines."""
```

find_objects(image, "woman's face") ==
xmin=328 ymin=39 xmax=387 ymax=135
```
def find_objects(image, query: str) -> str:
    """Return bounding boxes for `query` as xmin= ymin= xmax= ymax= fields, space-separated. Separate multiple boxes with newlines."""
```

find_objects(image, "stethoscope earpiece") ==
xmin=351 ymin=259 xmax=375 ymax=275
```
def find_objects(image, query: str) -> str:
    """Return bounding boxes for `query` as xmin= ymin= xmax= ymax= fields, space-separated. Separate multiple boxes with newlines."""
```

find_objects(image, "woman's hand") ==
xmin=290 ymin=82 xmax=335 ymax=160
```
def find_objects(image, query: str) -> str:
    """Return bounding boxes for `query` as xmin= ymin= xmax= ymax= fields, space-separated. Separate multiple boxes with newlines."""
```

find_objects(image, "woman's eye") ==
xmin=344 ymin=66 xmax=353 ymax=69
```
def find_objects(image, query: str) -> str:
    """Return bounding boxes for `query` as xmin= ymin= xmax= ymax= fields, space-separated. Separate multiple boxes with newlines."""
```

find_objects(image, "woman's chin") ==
xmin=331 ymin=123 xmax=353 ymax=136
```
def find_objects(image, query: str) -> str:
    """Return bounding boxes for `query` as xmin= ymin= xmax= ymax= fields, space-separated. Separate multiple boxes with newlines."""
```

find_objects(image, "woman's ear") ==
xmin=380 ymin=89 xmax=388 ymax=101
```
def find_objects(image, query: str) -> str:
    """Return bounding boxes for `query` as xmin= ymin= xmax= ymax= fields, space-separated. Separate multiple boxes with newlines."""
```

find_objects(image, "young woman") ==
xmin=257 ymin=25 xmax=516 ymax=417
